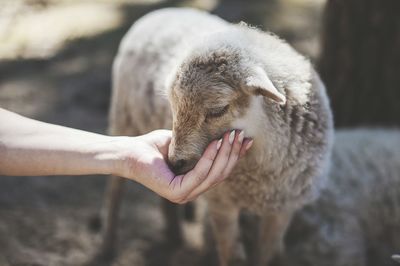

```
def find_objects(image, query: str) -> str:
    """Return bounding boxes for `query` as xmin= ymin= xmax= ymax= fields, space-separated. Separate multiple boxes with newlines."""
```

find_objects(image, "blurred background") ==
xmin=0 ymin=0 xmax=398 ymax=265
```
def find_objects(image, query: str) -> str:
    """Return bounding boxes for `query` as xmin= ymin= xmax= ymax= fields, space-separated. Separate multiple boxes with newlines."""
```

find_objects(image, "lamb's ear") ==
xmin=245 ymin=66 xmax=286 ymax=105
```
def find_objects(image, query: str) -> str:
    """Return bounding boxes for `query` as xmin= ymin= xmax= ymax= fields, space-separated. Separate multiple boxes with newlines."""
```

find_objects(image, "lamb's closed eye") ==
xmin=206 ymin=105 xmax=229 ymax=119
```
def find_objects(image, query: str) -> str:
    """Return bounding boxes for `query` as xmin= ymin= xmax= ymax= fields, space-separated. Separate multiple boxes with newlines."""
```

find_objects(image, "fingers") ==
xmin=222 ymin=130 xmax=244 ymax=177
xmin=193 ymin=130 xmax=236 ymax=188
xmin=239 ymin=138 xmax=253 ymax=158
xmin=147 ymin=129 xmax=173 ymax=155
xmin=167 ymin=139 xmax=219 ymax=203
xmin=166 ymin=130 xmax=253 ymax=204
xmin=149 ymin=129 xmax=172 ymax=137
xmin=182 ymin=132 xmax=231 ymax=201
xmin=185 ymin=130 xmax=250 ymax=201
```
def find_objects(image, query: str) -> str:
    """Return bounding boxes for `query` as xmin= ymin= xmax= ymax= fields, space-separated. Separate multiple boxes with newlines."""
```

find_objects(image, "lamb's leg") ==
xmin=254 ymin=210 xmax=293 ymax=266
xmin=161 ymin=198 xmax=184 ymax=246
xmin=100 ymin=175 xmax=125 ymax=259
xmin=209 ymin=203 xmax=242 ymax=266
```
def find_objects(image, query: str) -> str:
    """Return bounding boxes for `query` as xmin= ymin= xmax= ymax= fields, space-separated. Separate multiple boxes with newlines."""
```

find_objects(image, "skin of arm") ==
xmin=0 ymin=108 xmax=252 ymax=203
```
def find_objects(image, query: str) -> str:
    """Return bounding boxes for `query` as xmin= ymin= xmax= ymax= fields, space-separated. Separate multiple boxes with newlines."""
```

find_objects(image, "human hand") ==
xmin=114 ymin=129 xmax=253 ymax=203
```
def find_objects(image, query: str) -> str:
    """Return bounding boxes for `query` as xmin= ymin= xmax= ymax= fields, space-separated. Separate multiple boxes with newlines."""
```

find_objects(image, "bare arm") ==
xmin=0 ymin=108 xmax=252 ymax=203
xmin=0 ymin=108 xmax=117 ymax=176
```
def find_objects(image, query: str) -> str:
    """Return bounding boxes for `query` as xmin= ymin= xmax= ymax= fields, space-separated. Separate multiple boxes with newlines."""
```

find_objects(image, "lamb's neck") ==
xmin=250 ymin=128 xmax=284 ymax=170
xmin=232 ymin=96 xmax=282 ymax=168
xmin=233 ymin=96 xmax=287 ymax=173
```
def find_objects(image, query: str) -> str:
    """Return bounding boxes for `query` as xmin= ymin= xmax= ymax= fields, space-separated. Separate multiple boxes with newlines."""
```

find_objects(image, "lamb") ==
xmin=101 ymin=7 xmax=333 ymax=265
xmin=279 ymin=129 xmax=400 ymax=266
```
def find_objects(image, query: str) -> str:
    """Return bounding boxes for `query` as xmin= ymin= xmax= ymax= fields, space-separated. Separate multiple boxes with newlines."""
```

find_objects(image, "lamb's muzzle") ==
xmin=168 ymin=157 xmax=194 ymax=175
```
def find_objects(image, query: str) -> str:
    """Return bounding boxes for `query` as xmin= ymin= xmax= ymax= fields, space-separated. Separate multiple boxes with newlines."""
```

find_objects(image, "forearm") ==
xmin=0 ymin=108 xmax=118 ymax=176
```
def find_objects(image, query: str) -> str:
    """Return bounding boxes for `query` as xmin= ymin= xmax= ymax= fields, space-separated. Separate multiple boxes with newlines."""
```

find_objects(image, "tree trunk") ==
xmin=318 ymin=0 xmax=400 ymax=127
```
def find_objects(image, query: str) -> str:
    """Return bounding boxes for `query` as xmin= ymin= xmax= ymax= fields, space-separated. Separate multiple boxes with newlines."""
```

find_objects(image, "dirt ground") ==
xmin=4 ymin=1 xmax=398 ymax=266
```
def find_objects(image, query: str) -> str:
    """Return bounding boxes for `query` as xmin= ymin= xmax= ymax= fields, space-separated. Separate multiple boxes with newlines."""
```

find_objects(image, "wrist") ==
xmin=93 ymin=136 xmax=139 ymax=179
xmin=89 ymin=136 xmax=124 ymax=176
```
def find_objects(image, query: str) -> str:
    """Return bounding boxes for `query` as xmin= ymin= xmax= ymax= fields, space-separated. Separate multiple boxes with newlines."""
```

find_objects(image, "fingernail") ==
xmin=229 ymin=130 xmax=235 ymax=145
xmin=245 ymin=139 xmax=253 ymax=150
xmin=216 ymin=139 xmax=223 ymax=150
xmin=238 ymin=130 xmax=244 ymax=143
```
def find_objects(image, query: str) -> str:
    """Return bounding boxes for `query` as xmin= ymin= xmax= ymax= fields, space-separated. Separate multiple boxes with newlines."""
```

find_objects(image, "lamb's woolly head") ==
xmin=167 ymin=47 xmax=286 ymax=175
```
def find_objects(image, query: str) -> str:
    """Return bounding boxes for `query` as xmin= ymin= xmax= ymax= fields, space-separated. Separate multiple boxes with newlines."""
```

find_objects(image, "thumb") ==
xmin=148 ymin=130 xmax=172 ymax=156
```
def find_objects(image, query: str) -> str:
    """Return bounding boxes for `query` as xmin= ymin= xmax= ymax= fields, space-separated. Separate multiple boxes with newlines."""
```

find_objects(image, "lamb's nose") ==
xmin=170 ymin=159 xmax=188 ymax=175
xmin=175 ymin=159 xmax=186 ymax=169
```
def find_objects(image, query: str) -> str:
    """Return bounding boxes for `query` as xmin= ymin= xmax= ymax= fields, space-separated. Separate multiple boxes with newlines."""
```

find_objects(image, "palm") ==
xmin=121 ymin=129 xmax=250 ymax=203
xmin=125 ymin=130 xmax=177 ymax=192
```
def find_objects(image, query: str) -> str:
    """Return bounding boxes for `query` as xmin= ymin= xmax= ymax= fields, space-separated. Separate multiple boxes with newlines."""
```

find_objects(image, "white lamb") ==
xmin=102 ymin=8 xmax=333 ymax=266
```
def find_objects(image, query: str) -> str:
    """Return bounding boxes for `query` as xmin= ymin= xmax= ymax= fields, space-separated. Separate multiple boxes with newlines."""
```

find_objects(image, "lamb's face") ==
xmin=167 ymin=53 xmax=285 ymax=175
xmin=167 ymin=78 xmax=250 ymax=175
